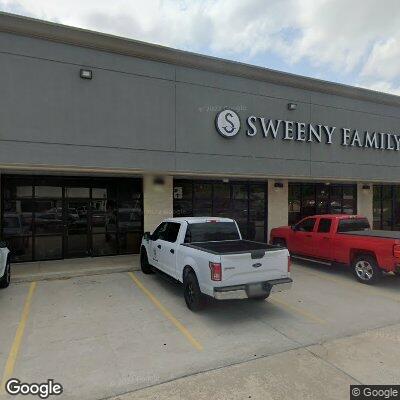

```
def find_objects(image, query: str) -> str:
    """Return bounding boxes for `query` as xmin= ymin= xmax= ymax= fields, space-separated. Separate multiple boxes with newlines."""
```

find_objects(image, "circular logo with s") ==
xmin=215 ymin=109 xmax=240 ymax=138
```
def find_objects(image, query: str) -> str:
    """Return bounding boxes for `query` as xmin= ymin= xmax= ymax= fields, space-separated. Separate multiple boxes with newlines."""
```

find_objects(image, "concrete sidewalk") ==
xmin=11 ymin=254 xmax=140 ymax=283
xmin=111 ymin=322 xmax=400 ymax=400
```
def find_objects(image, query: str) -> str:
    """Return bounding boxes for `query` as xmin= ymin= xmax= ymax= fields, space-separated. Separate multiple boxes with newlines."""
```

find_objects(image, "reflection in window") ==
xmin=35 ymin=236 xmax=62 ymax=260
xmin=92 ymin=233 xmax=118 ymax=256
xmin=288 ymin=184 xmax=301 ymax=225
xmin=66 ymin=187 xmax=90 ymax=198
xmin=288 ymin=183 xmax=357 ymax=225
xmin=35 ymin=200 xmax=63 ymax=234
xmin=35 ymin=186 xmax=62 ymax=198
xmin=173 ymin=180 xmax=267 ymax=242
xmin=6 ymin=236 xmax=33 ymax=262
xmin=2 ymin=176 xmax=143 ymax=261
xmin=373 ymin=185 xmax=400 ymax=231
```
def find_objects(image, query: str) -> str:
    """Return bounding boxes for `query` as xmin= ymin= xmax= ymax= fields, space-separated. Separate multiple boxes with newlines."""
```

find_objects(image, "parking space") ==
xmin=0 ymin=261 xmax=399 ymax=399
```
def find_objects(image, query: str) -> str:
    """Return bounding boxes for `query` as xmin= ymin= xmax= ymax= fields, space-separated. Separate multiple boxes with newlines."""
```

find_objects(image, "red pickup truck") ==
xmin=270 ymin=214 xmax=400 ymax=284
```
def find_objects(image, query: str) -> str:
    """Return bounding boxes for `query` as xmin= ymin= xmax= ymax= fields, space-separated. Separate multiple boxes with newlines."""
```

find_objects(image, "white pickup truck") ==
xmin=140 ymin=217 xmax=292 ymax=311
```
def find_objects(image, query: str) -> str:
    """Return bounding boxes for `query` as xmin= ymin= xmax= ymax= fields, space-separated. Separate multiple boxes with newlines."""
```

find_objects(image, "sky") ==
xmin=1 ymin=0 xmax=400 ymax=96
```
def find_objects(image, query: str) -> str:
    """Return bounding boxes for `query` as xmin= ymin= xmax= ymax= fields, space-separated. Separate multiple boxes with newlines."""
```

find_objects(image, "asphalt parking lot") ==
xmin=1 ymin=260 xmax=400 ymax=400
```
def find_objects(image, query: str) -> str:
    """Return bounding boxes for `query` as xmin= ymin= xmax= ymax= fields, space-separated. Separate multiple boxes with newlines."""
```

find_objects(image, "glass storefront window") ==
xmin=302 ymin=184 xmax=316 ymax=217
xmin=66 ymin=187 xmax=90 ymax=198
xmin=373 ymin=185 xmax=400 ymax=231
xmin=373 ymin=186 xmax=382 ymax=229
xmin=2 ymin=176 xmax=143 ymax=262
xmin=193 ymin=183 xmax=212 ymax=216
xmin=3 ymin=200 xmax=33 ymax=235
xmin=35 ymin=186 xmax=62 ymax=198
xmin=343 ymin=186 xmax=356 ymax=214
xmin=393 ymin=187 xmax=400 ymax=231
xmin=6 ymin=236 xmax=33 ymax=262
xmin=382 ymin=186 xmax=392 ymax=230
xmin=316 ymin=184 xmax=329 ymax=214
xmin=173 ymin=180 xmax=267 ymax=242
xmin=330 ymin=186 xmax=342 ymax=214
xmin=92 ymin=233 xmax=118 ymax=256
xmin=213 ymin=183 xmax=231 ymax=218
xmin=288 ymin=182 xmax=357 ymax=225
xmin=35 ymin=200 xmax=63 ymax=234
xmin=173 ymin=181 xmax=193 ymax=217
xmin=288 ymin=184 xmax=301 ymax=225
xmin=35 ymin=236 xmax=63 ymax=260
xmin=249 ymin=184 xmax=266 ymax=242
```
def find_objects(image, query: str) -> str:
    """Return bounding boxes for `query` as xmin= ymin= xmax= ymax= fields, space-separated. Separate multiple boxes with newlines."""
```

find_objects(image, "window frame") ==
xmin=295 ymin=217 xmax=317 ymax=232
xmin=317 ymin=218 xmax=332 ymax=233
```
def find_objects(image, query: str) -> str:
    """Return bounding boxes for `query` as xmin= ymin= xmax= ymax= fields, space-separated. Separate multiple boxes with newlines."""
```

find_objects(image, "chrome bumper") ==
xmin=214 ymin=278 xmax=293 ymax=300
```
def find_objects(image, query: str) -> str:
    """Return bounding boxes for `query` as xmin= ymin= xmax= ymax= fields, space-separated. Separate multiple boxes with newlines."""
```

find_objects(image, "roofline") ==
xmin=1 ymin=11 xmax=400 ymax=108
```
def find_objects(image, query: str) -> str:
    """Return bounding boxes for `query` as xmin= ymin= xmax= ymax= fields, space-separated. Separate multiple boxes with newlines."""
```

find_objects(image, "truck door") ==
xmin=156 ymin=222 xmax=180 ymax=278
xmin=149 ymin=222 xmax=168 ymax=270
xmin=291 ymin=217 xmax=317 ymax=256
xmin=312 ymin=217 xmax=333 ymax=260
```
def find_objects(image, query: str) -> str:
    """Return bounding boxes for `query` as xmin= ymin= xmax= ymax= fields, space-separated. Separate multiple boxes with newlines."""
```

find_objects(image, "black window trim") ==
xmin=317 ymin=218 xmax=332 ymax=233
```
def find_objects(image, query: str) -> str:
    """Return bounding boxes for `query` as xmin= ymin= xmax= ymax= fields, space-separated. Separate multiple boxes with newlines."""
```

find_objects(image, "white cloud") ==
xmin=1 ymin=0 xmax=400 ymax=95
xmin=362 ymin=36 xmax=400 ymax=81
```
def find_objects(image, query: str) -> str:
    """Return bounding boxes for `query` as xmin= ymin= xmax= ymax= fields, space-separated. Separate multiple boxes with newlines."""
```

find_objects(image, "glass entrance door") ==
xmin=65 ymin=197 xmax=90 ymax=258
xmin=2 ymin=176 xmax=143 ymax=262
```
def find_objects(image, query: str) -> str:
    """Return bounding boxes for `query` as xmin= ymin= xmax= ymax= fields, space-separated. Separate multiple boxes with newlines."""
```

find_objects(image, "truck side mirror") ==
xmin=143 ymin=232 xmax=151 ymax=241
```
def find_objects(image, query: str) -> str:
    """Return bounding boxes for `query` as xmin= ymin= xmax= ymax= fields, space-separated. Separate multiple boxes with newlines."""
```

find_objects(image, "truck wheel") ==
xmin=352 ymin=255 xmax=382 ymax=284
xmin=183 ymin=271 xmax=205 ymax=311
xmin=140 ymin=249 xmax=154 ymax=275
xmin=272 ymin=238 xmax=286 ymax=248
xmin=0 ymin=257 xmax=11 ymax=289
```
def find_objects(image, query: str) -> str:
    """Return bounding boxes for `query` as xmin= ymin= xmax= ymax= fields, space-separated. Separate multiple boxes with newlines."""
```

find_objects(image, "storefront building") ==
xmin=1 ymin=12 xmax=400 ymax=262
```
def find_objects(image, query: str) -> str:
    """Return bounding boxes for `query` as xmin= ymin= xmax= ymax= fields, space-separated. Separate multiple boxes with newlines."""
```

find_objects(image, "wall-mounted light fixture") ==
xmin=287 ymin=102 xmax=297 ymax=111
xmin=362 ymin=184 xmax=371 ymax=191
xmin=80 ymin=69 xmax=93 ymax=80
xmin=222 ymin=178 xmax=229 ymax=183
xmin=274 ymin=182 xmax=284 ymax=189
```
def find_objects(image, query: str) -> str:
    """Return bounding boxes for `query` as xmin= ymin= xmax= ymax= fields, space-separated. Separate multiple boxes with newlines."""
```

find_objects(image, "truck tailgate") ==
xmin=220 ymin=248 xmax=289 ymax=286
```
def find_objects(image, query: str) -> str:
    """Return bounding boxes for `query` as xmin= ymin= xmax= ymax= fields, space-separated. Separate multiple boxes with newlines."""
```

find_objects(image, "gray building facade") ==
xmin=1 ymin=12 xmax=400 ymax=262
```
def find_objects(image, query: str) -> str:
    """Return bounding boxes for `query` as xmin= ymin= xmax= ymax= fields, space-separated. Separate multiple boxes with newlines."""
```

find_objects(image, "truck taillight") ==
xmin=288 ymin=256 xmax=291 ymax=273
xmin=393 ymin=245 xmax=400 ymax=258
xmin=209 ymin=262 xmax=222 ymax=281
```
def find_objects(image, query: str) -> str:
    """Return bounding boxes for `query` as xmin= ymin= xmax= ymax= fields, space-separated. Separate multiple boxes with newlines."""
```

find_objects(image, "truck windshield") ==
xmin=185 ymin=222 xmax=240 ymax=243
xmin=337 ymin=218 xmax=370 ymax=233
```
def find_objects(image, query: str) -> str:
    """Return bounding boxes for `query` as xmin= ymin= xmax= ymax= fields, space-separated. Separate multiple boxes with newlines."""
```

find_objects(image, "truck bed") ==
xmin=339 ymin=230 xmax=400 ymax=239
xmin=182 ymin=240 xmax=281 ymax=255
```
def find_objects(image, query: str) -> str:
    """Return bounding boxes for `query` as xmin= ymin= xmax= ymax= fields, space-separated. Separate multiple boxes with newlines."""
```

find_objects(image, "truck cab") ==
xmin=141 ymin=217 xmax=292 ymax=310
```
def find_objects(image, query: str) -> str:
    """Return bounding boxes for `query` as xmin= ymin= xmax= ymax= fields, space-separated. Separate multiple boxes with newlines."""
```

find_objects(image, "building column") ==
xmin=143 ymin=175 xmax=173 ymax=233
xmin=357 ymin=183 xmax=373 ymax=226
xmin=267 ymin=180 xmax=288 ymax=240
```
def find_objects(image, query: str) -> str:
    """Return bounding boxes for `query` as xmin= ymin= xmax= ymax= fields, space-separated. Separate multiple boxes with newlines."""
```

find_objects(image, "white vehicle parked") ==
xmin=0 ymin=241 xmax=11 ymax=289
xmin=140 ymin=217 xmax=292 ymax=311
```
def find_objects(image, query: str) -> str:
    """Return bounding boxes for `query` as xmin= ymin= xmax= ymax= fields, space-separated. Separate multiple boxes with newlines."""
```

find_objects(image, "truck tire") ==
xmin=183 ymin=271 xmax=205 ymax=311
xmin=352 ymin=254 xmax=382 ymax=284
xmin=0 ymin=257 xmax=11 ymax=289
xmin=272 ymin=238 xmax=286 ymax=248
xmin=140 ymin=249 xmax=154 ymax=275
